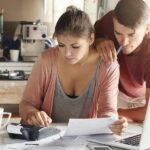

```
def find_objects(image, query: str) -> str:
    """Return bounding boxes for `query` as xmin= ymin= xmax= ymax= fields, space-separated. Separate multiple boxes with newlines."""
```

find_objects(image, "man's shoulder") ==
xmin=142 ymin=36 xmax=150 ymax=53
xmin=106 ymin=10 xmax=114 ymax=17
xmin=96 ymin=10 xmax=113 ymax=24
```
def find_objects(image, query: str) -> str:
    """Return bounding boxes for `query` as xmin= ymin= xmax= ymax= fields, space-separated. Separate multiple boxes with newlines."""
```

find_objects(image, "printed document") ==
xmin=65 ymin=117 xmax=117 ymax=136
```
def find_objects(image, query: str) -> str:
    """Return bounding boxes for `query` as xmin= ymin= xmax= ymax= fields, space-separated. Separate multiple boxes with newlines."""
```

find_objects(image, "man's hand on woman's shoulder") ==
xmin=95 ymin=38 xmax=117 ymax=62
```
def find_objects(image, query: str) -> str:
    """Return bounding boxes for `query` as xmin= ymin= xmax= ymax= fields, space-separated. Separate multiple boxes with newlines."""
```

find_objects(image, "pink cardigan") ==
xmin=19 ymin=47 xmax=119 ymax=122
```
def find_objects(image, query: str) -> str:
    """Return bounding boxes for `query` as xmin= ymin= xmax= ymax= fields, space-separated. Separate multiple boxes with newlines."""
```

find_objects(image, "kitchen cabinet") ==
xmin=0 ymin=62 xmax=34 ymax=100
xmin=0 ymin=80 xmax=26 ymax=115
xmin=0 ymin=62 xmax=34 ymax=114
xmin=0 ymin=80 xmax=26 ymax=104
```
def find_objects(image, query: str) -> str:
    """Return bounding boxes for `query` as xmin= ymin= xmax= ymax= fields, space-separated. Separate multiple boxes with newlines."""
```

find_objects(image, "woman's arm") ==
xmin=97 ymin=61 xmax=128 ymax=135
xmin=19 ymin=54 xmax=46 ymax=122
xmin=97 ymin=60 xmax=119 ymax=117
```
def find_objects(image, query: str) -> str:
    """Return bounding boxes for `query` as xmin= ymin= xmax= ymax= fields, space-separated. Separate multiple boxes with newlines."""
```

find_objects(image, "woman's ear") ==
xmin=89 ymin=33 xmax=95 ymax=46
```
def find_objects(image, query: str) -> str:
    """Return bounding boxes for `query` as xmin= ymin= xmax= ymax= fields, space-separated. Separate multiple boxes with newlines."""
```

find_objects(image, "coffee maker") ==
xmin=15 ymin=21 xmax=47 ymax=61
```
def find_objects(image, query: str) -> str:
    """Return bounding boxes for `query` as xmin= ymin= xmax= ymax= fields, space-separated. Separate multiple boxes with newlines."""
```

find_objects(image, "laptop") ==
xmin=88 ymin=100 xmax=150 ymax=150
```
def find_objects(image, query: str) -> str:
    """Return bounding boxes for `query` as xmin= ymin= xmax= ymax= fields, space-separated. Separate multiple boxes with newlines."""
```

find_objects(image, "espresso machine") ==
xmin=0 ymin=21 xmax=48 ymax=80
xmin=16 ymin=21 xmax=48 ymax=61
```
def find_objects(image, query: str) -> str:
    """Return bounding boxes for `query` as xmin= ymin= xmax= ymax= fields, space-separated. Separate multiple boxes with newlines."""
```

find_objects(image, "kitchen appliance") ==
xmin=21 ymin=22 xmax=47 ymax=61
xmin=0 ymin=70 xmax=25 ymax=80
xmin=15 ymin=21 xmax=47 ymax=61
xmin=7 ymin=123 xmax=40 ymax=141
xmin=0 ymin=62 xmax=34 ymax=80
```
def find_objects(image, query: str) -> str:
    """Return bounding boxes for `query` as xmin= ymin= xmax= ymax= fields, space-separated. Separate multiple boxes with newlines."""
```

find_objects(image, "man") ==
xmin=94 ymin=0 xmax=150 ymax=122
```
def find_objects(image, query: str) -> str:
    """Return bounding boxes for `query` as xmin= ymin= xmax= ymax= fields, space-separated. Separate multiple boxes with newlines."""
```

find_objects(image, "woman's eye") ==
xmin=58 ymin=44 xmax=64 ymax=47
xmin=72 ymin=46 xmax=80 ymax=49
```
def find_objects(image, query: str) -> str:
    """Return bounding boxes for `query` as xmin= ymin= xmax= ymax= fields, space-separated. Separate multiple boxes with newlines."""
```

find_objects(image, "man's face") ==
xmin=113 ymin=18 xmax=147 ymax=55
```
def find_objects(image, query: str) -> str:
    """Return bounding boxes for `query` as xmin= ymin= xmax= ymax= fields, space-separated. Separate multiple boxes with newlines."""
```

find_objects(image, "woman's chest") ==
xmin=57 ymin=63 xmax=97 ymax=96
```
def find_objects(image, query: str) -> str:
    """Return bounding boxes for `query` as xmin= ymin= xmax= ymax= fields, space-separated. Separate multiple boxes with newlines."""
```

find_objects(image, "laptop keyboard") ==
xmin=118 ymin=134 xmax=141 ymax=146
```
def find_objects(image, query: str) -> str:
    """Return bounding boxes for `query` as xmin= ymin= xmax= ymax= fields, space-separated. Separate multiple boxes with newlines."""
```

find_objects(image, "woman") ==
xmin=19 ymin=6 xmax=127 ymax=135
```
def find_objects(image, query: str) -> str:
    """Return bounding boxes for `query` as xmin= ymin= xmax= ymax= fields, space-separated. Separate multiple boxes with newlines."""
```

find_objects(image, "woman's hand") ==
xmin=27 ymin=110 xmax=52 ymax=127
xmin=109 ymin=116 xmax=128 ymax=135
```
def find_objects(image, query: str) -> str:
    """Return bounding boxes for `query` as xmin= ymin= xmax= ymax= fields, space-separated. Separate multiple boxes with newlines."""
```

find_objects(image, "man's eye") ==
xmin=114 ymin=32 xmax=121 ymax=35
xmin=128 ymin=34 xmax=135 ymax=37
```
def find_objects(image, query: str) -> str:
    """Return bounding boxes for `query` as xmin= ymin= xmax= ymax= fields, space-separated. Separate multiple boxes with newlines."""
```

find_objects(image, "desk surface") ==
xmin=0 ymin=118 xmax=142 ymax=150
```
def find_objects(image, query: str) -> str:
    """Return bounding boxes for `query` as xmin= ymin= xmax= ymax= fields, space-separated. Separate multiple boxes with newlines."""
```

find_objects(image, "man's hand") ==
xmin=27 ymin=110 xmax=52 ymax=127
xmin=95 ymin=38 xmax=117 ymax=62
xmin=109 ymin=116 xmax=128 ymax=135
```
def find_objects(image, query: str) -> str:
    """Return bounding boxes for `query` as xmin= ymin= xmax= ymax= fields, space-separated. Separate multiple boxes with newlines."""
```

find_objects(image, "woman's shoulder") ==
xmin=99 ymin=60 xmax=119 ymax=76
xmin=41 ymin=46 xmax=59 ymax=58
xmin=39 ymin=47 xmax=59 ymax=63
xmin=32 ymin=47 xmax=59 ymax=73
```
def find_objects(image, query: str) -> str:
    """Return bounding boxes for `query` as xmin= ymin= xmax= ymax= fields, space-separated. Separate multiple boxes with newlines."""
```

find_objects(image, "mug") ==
xmin=9 ymin=49 xmax=19 ymax=61
xmin=0 ymin=107 xmax=11 ymax=129
xmin=0 ymin=48 xmax=3 ymax=57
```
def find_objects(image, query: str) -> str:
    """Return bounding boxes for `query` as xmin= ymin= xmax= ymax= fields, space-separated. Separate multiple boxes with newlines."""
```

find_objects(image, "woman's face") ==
xmin=57 ymin=34 xmax=93 ymax=64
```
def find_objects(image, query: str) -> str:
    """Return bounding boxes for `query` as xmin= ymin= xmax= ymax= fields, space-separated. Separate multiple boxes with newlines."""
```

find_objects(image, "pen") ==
xmin=116 ymin=45 xmax=123 ymax=55
xmin=107 ymin=45 xmax=123 ymax=68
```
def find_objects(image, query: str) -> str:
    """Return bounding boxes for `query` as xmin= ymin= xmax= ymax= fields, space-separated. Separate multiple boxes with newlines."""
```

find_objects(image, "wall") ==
xmin=144 ymin=0 xmax=150 ymax=8
xmin=0 ymin=0 xmax=52 ymax=22
xmin=84 ymin=0 xmax=98 ymax=25
xmin=0 ymin=0 xmax=85 ymax=37
xmin=53 ymin=0 xmax=84 ymax=27
xmin=97 ymin=0 xmax=118 ymax=19
xmin=0 ymin=0 xmax=53 ymax=36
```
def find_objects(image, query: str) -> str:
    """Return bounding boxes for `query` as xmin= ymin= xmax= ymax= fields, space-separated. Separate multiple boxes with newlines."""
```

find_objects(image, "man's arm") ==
xmin=118 ymin=88 xmax=150 ymax=123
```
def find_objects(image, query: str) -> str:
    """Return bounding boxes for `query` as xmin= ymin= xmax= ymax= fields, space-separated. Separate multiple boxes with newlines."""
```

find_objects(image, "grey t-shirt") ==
xmin=51 ymin=62 xmax=100 ymax=122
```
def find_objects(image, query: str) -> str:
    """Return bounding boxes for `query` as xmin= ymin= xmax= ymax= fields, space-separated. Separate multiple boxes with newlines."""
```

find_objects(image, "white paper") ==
xmin=65 ymin=117 xmax=117 ymax=136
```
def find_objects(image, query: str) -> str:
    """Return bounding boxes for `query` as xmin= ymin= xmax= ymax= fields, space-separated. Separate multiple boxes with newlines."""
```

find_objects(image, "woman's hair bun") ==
xmin=66 ymin=5 xmax=80 ymax=12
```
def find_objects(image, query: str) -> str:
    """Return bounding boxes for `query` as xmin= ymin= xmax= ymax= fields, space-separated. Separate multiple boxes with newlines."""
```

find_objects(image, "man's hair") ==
xmin=113 ymin=0 xmax=150 ymax=28
xmin=53 ymin=5 xmax=94 ymax=39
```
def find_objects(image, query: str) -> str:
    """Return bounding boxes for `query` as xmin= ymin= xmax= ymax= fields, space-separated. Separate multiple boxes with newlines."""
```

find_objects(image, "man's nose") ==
xmin=120 ymin=37 xmax=129 ymax=46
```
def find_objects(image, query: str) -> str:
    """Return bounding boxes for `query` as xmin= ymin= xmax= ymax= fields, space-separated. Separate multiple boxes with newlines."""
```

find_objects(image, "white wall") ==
xmin=97 ymin=0 xmax=118 ymax=19
xmin=53 ymin=0 xmax=84 ymax=27
xmin=0 ymin=0 xmax=52 ymax=22
xmin=144 ymin=0 xmax=150 ymax=8
xmin=84 ymin=0 xmax=99 ymax=24
xmin=0 ymin=0 xmax=85 ymax=36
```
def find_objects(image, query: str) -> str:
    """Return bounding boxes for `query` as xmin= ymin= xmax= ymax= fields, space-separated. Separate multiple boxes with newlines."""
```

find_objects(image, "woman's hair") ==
xmin=53 ymin=5 xmax=94 ymax=39
xmin=113 ymin=0 xmax=150 ymax=28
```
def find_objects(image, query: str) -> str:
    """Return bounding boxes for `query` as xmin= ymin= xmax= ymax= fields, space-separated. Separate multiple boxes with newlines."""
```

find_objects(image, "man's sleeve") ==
xmin=145 ymin=48 xmax=150 ymax=88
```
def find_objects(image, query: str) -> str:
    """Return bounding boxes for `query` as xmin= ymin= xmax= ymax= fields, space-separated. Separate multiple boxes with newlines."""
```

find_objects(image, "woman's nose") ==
xmin=65 ymin=48 xmax=72 ymax=57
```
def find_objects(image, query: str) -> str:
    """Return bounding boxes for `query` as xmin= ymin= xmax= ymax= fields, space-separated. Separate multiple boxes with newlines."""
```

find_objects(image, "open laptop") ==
xmin=88 ymin=100 xmax=150 ymax=150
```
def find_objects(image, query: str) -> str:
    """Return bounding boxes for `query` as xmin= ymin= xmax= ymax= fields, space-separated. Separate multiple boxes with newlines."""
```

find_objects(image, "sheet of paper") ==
xmin=65 ymin=117 xmax=117 ymax=136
